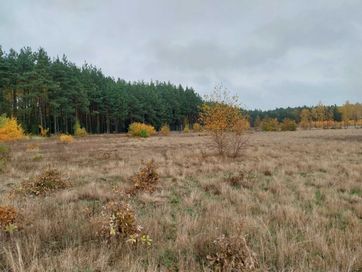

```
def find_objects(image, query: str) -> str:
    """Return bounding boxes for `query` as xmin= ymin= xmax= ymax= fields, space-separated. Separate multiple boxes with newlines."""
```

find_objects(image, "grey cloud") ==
xmin=0 ymin=0 xmax=361 ymax=109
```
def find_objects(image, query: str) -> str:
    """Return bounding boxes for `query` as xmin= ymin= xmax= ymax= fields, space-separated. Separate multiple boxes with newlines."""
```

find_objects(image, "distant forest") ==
xmin=0 ymin=46 xmax=359 ymax=134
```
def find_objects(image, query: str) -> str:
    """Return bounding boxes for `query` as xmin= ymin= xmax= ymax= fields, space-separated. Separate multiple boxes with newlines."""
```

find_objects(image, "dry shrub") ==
xmin=200 ymin=88 xmax=250 ymax=157
xmin=224 ymin=171 xmax=256 ymax=189
xmin=38 ymin=125 xmax=49 ymax=137
xmin=193 ymin=122 xmax=202 ymax=132
xmin=160 ymin=124 xmax=171 ymax=136
xmin=59 ymin=134 xmax=74 ymax=143
xmin=205 ymin=234 xmax=258 ymax=272
xmin=0 ymin=116 xmax=24 ymax=142
xmin=128 ymin=122 xmax=156 ymax=138
xmin=18 ymin=167 xmax=70 ymax=196
xmin=97 ymin=201 xmax=152 ymax=246
xmin=0 ymin=206 xmax=17 ymax=230
xmin=127 ymin=160 xmax=159 ymax=195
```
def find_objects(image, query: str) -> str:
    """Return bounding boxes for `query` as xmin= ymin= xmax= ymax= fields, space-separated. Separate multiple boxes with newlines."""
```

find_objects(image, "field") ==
xmin=0 ymin=129 xmax=361 ymax=271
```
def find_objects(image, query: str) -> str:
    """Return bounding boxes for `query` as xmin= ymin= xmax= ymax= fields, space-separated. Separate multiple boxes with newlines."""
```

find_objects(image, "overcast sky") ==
xmin=1 ymin=0 xmax=361 ymax=109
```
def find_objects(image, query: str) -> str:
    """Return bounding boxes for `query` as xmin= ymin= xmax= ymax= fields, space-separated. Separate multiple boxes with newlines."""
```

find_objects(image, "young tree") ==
xmin=199 ymin=87 xmax=249 ymax=157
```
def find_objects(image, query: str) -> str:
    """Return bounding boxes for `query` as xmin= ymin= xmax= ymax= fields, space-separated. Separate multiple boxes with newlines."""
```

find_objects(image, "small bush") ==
xmin=18 ymin=167 xmax=70 ymax=196
xmin=74 ymin=119 xmax=88 ymax=137
xmin=0 ymin=206 xmax=17 ymax=231
xmin=281 ymin=118 xmax=297 ymax=131
xmin=59 ymin=134 xmax=74 ymax=144
xmin=0 ymin=116 xmax=24 ymax=142
xmin=128 ymin=160 xmax=159 ymax=194
xmin=183 ymin=123 xmax=190 ymax=133
xmin=38 ymin=125 xmax=49 ymax=137
xmin=128 ymin=122 xmax=156 ymax=137
xmin=261 ymin=118 xmax=280 ymax=131
xmin=203 ymin=234 xmax=258 ymax=271
xmin=99 ymin=201 xmax=140 ymax=240
xmin=98 ymin=201 xmax=152 ymax=245
xmin=193 ymin=122 xmax=202 ymax=132
xmin=160 ymin=124 xmax=170 ymax=136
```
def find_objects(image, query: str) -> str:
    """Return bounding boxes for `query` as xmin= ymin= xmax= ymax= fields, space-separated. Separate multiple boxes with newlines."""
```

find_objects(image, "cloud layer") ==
xmin=1 ymin=0 xmax=361 ymax=109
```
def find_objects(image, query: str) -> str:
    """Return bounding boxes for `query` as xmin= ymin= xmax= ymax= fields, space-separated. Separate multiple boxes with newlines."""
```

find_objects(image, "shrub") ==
xmin=127 ymin=160 xmax=159 ymax=194
xmin=0 ymin=206 xmax=17 ymax=231
xmin=261 ymin=118 xmax=279 ymax=131
xmin=183 ymin=123 xmax=190 ymax=133
xmin=18 ymin=167 xmax=70 ymax=196
xmin=128 ymin=122 xmax=156 ymax=137
xmin=281 ymin=118 xmax=297 ymax=131
xmin=160 ymin=124 xmax=170 ymax=136
xmin=74 ymin=119 xmax=88 ymax=137
xmin=99 ymin=201 xmax=140 ymax=240
xmin=0 ymin=116 xmax=24 ymax=142
xmin=97 ymin=201 xmax=152 ymax=245
xmin=199 ymin=88 xmax=249 ymax=156
xmin=193 ymin=122 xmax=202 ymax=132
xmin=59 ymin=134 xmax=74 ymax=143
xmin=203 ymin=234 xmax=258 ymax=271
xmin=39 ymin=125 xmax=49 ymax=137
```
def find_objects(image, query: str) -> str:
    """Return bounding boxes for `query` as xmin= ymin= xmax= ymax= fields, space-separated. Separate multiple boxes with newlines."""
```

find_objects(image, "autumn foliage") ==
xmin=128 ymin=122 xmax=156 ymax=138
xmin=0 ymin=206 xmax=17 ymax=230
xmin=200 ymin=88 xmax=249 ymax=157
xmin=74 ymin=120 xmax=88 ymax=137
xmin=0 ymin=115 xmax=24 ymax=142
xmin=18 ymin=168 xmax=70 ymax=196
xmin=59 ymin=134 xmax=74 ymax=143
xmin=127 ymin=160 xmax=159 ymax=194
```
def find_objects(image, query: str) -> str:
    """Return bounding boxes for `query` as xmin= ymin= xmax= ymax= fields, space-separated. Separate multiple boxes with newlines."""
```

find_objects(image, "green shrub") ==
xmin=261 ymin=118 xmax=280 ymax=131
xmin=281 ymin=118 xmax=297 ymax=131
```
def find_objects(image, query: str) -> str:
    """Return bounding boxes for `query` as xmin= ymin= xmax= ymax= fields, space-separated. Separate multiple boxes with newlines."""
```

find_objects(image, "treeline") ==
xmin=0 ymin=46 xmax=202 ymax=134
xmin=249 ymin=102 xmax=362 ymax=128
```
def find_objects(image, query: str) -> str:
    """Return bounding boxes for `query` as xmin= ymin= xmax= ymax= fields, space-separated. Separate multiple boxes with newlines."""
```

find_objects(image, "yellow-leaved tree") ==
xmin=199 ymin=87 xmax=249 ymax=157
xmin=0 ymin=115 xmax=24 ymax=142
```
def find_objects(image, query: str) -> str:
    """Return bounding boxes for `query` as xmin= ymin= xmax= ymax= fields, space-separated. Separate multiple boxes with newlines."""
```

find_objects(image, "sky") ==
xmin=0 ymin=0 xmax=361 ymax=110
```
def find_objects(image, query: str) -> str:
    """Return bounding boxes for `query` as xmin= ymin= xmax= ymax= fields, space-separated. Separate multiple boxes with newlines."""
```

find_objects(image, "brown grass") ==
xmin=0 ymin=129 xmax=361 ymax=271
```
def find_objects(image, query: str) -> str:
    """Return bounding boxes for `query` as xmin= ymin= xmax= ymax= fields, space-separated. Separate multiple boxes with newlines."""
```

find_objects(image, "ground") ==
xmin=0 ymin=129 xmax=361 ymax=271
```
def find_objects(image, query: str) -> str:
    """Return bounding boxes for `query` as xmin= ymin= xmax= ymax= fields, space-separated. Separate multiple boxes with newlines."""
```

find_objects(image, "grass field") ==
xmin=0 ymin=129 xmax=361 ymax=271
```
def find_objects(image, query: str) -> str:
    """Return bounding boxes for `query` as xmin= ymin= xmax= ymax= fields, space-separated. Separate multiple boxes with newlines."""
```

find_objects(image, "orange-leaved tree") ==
xmin=0 ymin=115 xmax=24 ymax=142
xmin=199 ymin=87 xmax=249 ymax=157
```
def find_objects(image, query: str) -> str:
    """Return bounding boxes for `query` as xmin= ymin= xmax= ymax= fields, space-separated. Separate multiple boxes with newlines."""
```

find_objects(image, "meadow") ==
xmin=0 ymin=129 xmax=361 ymax=271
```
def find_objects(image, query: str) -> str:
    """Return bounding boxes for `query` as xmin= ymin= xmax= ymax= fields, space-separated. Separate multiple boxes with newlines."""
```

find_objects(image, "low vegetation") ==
xmin=0 ymin=115 xmax=24 ymax=142
xmin=16 ymin=167 xmax=70 ymax=196
xmin=0 ymin=128 xmax=361 ymax=271
xmin=160 ymin=123 xmax=170 ymax=136
xmin=128 ymin=122 xmax=156 ymax=138
xmin=59 ymin=134 xmax=74 ymax=143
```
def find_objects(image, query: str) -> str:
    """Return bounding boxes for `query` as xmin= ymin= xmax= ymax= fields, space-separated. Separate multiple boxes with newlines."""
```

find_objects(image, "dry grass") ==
xmin=0 ymin=129 xmax=361 ymax=271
